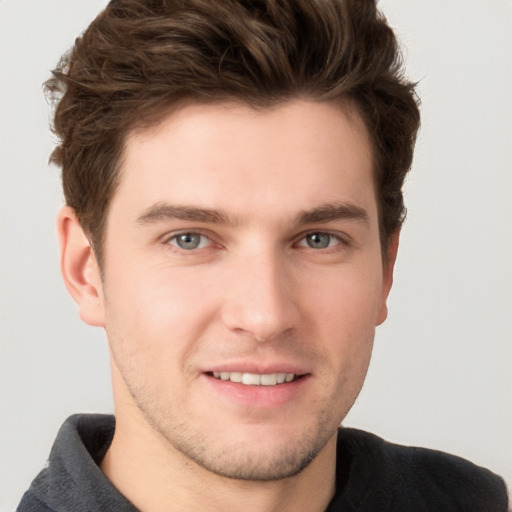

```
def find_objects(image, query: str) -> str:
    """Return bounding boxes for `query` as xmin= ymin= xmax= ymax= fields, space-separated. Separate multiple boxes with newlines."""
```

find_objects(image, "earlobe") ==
xmin=376 ymin=230 xmax=400 ymax=326
xmin=57 ymin=206 xmax=105 ymax=327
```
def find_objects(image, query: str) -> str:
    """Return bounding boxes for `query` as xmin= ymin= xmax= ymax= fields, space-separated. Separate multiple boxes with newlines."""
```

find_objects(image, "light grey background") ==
xmin=1 ymin=1 xmax=511 ymax=510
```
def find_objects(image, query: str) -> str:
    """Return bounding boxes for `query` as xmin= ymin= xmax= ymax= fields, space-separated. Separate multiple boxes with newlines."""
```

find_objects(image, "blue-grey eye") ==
xmin=301 ymin=232 xmax=338 ymax=249
xmin=170 ymin=233 xmax=209 ymax=250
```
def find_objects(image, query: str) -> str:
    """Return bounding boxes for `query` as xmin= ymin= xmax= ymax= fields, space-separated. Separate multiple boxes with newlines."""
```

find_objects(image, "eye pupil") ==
xmin=176 ymin=233 xmax=201 ymax=250
xmin=307 ymin=233 xmax=331 ymax=249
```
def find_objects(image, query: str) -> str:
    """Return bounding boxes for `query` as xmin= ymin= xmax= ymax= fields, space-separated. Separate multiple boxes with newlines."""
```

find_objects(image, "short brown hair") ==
xmin=46 ymin=0 xmax=420 ymax=264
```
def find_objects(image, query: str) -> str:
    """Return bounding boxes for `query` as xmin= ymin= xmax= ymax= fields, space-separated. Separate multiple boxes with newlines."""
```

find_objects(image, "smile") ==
xmin=211 ymin=372 xmax=299 ymax=386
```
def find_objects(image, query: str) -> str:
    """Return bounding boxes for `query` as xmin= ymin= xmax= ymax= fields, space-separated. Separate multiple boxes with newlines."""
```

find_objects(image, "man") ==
xmin=16 ymin=0 xmax=508 ymax=511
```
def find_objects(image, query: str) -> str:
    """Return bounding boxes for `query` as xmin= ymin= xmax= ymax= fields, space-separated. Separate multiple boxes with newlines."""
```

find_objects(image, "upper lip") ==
xmin=204 ymin=361 xmax=310 ymax=376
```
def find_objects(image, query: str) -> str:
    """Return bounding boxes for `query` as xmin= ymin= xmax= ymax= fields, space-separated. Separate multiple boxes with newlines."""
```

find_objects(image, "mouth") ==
xmin=208 ymin=371 xmax=304 ymax=386
xmin=204 ymin=368 xmax=310 ymax=407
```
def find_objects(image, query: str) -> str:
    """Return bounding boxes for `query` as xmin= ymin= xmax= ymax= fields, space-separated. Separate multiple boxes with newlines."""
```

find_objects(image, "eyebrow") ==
xmin=136 ymin=201 xmax=369 ymax=227
xmin=137 ymin=203 xmax=236 ymax=225
xmin=295 ymin=202 xmax=369 ymax=226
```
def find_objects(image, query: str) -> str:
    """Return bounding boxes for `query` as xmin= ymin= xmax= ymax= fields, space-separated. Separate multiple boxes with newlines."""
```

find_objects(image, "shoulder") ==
xmin=335 ymin=427 xmax=509 ymax=511
xmin=16 ymin=492 xmax=55 ymax=512
xmin=16 ymin=414 xmax=132 ymax=512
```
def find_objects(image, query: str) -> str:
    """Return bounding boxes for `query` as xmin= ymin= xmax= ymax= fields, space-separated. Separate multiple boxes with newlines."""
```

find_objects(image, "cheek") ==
xmin=304 ymin=266 xmax=382 ymax=369
xmin=103 ymin=266 xmax=219 ymax=373
xmin=306 ymin=265 xmax=384 ymax=330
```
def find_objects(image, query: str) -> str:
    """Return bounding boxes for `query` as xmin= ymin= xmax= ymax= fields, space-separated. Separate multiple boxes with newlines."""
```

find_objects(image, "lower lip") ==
xmin=202 ymin=373 xmax=310 ymax=409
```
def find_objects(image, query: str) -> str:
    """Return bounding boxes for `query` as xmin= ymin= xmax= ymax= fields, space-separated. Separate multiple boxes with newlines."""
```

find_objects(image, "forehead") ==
xmin=113 ymin=99 xmax=376 ymax=224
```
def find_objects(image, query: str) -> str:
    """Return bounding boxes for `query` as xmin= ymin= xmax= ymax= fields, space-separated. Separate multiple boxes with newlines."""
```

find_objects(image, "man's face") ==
xmin=94 ymin=100 xmax=394 ymax=480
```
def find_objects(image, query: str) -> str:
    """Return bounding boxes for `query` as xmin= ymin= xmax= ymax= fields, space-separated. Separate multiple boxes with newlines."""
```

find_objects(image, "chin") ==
xmin=158 ymin=416 xmax=337 ymax=482
xmin=183 ymin=433 xmax=330 ymax=481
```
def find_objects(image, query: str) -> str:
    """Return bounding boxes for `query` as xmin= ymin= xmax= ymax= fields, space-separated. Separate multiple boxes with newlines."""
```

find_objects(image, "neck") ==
xmin=101 ymin=404 xmax=337 ymax=512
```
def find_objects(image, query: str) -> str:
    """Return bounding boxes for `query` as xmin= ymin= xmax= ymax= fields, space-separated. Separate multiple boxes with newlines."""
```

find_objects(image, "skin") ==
xmin=58 ymin=99 xmax=398 ymax=512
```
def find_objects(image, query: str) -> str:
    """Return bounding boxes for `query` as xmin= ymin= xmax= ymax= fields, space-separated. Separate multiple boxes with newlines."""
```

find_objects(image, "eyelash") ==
xmin=295 ymin=232 xmax=345 ymax=250
xmin=163 ymin=230 xmax=348 ymax=253
xmin=165 ymin=231 xmax=214 ymax=251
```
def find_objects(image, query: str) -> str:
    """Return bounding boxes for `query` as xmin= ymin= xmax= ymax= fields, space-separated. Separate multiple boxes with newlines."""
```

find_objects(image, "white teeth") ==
xmin=242 ymin=373 xmax=261 ymax=385
xmin=211 ymin=372 xmax=297 ymax=386
xmin=260 ymin=374 xmax=277 ymax=386
xmin=229 ymin=372 xmax=243 ymax=383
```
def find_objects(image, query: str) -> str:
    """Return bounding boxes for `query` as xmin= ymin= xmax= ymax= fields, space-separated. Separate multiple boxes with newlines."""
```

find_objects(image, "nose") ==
xmin=220 ymin=249 xmax=300 ymax=342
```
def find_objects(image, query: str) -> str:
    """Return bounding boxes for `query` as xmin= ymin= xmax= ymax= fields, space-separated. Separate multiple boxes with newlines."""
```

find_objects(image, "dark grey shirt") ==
xmin=17 ymin=414 xmax=508 ymax=511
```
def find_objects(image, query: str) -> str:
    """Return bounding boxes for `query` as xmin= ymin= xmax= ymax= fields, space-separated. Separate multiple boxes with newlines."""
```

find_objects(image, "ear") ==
xmin=376 ymin=230 xmax=400 ymax=326
xmin=57 ymin=206 xmax=105 ymax=327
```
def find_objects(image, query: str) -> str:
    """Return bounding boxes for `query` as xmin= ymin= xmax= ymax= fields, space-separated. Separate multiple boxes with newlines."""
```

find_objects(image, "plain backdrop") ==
xmin=1 ymin=0 xmax=511 ymax=510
